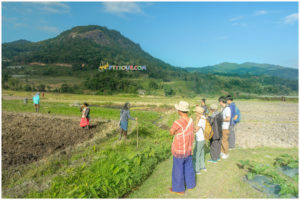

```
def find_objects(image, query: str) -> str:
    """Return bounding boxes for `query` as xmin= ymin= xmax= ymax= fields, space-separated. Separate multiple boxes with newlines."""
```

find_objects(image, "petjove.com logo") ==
xmin=98 ymin=63 xmax=147 ymax=71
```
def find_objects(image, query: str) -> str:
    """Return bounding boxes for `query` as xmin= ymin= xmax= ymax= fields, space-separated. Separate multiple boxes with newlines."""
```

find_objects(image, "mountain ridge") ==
xmin=185 ymin=62 xmax=298 ymax=80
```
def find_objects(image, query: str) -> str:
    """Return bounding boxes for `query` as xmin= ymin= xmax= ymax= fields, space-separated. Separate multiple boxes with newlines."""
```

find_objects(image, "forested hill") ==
xmin=2 ymin=25 xmax=185 ymax=81
xmin=186 ymin=62 xmax=298 ymax=80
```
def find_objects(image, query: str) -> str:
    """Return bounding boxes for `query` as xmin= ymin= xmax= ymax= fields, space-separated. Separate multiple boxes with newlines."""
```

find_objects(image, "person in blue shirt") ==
xmin=33 ymin=92 xmax=40 ymax=112
xmin=226 ymin=95 xmax=238 ymax=149
xmin=119 ymin=102 xmax=137 ymax=140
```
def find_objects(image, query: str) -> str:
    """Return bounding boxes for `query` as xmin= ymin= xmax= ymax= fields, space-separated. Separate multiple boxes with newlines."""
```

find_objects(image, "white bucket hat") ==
xmin=175 ymin=101 xmax=190 ymax=112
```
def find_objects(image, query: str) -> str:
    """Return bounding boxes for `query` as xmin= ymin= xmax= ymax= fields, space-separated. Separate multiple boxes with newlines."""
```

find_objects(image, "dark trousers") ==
xmin=210 ymin=139 xmax=221 ymax=160
xmin=172 ymin=155 xmax=196 ymax=192
xmin=229 ymin=124 xmax=235 ymax=148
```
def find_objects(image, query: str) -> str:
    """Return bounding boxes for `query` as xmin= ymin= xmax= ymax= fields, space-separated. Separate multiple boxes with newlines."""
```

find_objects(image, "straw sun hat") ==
xmin=175 ymin=101 xmax=190 ymax=112
xmin=210 ymin=104 xmax=218 ymax=110
xmin=194 ymin=106 xmax=204 ymax=114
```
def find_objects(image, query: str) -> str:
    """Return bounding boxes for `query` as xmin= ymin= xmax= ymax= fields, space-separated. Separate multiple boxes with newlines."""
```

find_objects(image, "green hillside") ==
xmin=186 ymin=62 xmax=298 ymax=80
xmin=2 ymin=25 xmax=298 ymax=97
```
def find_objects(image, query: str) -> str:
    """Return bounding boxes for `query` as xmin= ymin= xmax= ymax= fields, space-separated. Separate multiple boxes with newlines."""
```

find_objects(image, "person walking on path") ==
xmin=119 ymin=102 xmax=137 ymax=140
xmin=219 ymin=97 xmax=231 ymax=159
xmin=80 ymin=102 xmax=90 ymax=129
xmin=33 ymin=92 xmax=40 ymax=112
xmin=200 ymin=98 xmax=209 ymax=116
xmin=193 ymin=106 xmax=207 ymax=174
xmin=169 ymin=101 xmax=195 ymax=195
xmin=226 ymin=95 xmax=238 ymax=149
xmin=207 ymin=104 xmax=223 ymax=163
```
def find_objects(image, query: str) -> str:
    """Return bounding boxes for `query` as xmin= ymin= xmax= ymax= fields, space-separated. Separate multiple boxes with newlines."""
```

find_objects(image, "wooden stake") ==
xmin=136 ymin=119 xmax=139 ymax=148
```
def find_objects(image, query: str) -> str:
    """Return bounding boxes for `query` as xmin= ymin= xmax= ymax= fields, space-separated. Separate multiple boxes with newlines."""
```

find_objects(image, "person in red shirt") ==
xmin=169 ymin=101 xmax=196 ymax=195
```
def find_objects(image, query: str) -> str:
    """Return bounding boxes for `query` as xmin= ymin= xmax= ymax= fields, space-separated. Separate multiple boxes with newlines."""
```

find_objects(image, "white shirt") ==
xmin=222 ymin=107 xmax=231 ymax=130
xmin=196 ymin=116 xmax=206 ymax=141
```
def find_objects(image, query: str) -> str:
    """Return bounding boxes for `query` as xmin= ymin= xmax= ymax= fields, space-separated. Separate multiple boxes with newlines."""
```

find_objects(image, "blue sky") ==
xmin=2 ymin=1 xmax=298 ymax=68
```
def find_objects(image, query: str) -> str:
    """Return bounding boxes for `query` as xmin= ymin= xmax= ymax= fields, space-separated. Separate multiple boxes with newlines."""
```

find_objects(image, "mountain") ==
xmin=186 ymin=62 xmax=298 ymax=80
xmin=2 ymin=25 xmax=185 ymax=80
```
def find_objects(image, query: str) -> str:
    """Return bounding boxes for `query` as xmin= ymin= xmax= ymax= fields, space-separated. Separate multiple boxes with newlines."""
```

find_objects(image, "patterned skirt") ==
xmin=80 ymin=118 xmax=90 ymax=127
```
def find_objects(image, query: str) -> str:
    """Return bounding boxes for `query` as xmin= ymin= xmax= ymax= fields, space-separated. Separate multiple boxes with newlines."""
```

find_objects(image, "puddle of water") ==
xmin=278 ymin=166 xmax=298 ymax=178
xmin=244 ymin=174 xmax=297 ymax=198
xmin=244 ymin=175 xmax=281 ymax=198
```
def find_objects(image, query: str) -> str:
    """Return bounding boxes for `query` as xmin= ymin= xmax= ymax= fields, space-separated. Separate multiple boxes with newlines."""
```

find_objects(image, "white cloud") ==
xmin=254 ymin=10 xmax=268 ymax=16
xmin=229 ymin=16 xmax=244 ymax=22
xmin=102 ymin=2 xmax=142 ymax=16
xmin=2 ymin=16 xmax=17 ymax=23
xmin=37 ymin=25 xmax=60 ymax=34
xmin=3 ymin=2 xmax=70 ymax=14
xmin=232 ymin=22 xmax=247 ymax=27
xmin=283 ymin=13 xmax=298 ymax=24
xmin=14 ymin=23 xmax=28 ymax=28
xmin=34 ymin=2 xmax=70 ymax=14
xmin=216 ymin=36 xmax=228 ymax=40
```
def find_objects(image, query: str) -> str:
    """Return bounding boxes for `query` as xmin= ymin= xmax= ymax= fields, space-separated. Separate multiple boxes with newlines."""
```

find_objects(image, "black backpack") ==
xmin=208 ymin=112 xmax=223 ymax=140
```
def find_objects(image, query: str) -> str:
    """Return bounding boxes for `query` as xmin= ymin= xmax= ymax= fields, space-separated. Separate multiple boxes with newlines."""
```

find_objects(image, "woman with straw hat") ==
xmin=169 ymin=101 xmax=195 ymax=195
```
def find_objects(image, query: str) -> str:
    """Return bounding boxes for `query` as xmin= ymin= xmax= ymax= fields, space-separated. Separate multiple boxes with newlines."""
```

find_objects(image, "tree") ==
xmin=60 ymin=83 xmax=73 ymax=93
xmin=148 ymin=80 xmax=159 ymax=90
xmin=164 ymin=85 xmax=176 ymax=96
xmin=37 ymin=84 xmax=46 ymax=92
xmin=24 ymin=84 xmax=32 ymax=91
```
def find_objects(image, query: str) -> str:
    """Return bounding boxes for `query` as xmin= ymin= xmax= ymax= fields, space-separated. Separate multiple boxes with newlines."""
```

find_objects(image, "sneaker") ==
xmin=169 ymin=188 xmax=184 ymax=195
xmin=208 ymin=159 xmax=217 ymax=163
xmin=196 ymin=172 xmax=201 ymax=175
xmin=201 ymin=168 xmax=207 ymax=172
xmin=220 ymin=152 xmax=225 ymax=157
xmin=221 ymin=154 xmax=229 ymax=159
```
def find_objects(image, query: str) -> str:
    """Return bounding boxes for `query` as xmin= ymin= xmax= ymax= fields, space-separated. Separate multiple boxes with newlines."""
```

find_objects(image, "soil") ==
xmin=2 ymin=111 xmax=110 ymax=168
xmin=233 ymin=101 xmax=298 ymax=148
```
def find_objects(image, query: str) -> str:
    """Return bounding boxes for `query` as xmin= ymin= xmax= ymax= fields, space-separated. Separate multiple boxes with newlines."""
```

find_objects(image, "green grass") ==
xmin=2 ymin=100 xmax=160 ymax=121
xmin=24 ymin=116 xmax=173 ymax=198
xmin=129 ymin=147 xmax=298 ymax=198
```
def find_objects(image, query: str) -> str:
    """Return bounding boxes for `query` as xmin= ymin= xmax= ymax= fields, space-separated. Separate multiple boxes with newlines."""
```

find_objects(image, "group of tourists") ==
xmin=169 ymin=95 xmax=240 ymax=195
xmin=32 ymin=90 xmax=241 ymax=195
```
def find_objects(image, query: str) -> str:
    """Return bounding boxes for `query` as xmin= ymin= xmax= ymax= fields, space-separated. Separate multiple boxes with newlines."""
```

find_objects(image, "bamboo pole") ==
xmin=136 ymin=119 xmax=139 ymax=148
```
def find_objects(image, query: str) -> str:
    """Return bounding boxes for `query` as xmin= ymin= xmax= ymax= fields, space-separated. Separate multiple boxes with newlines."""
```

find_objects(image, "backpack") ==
xmin=234 ymin=106 xmax=241 ymax=123
xmin=208 ymin=112 xmax=223 ymax=140
xmin=203 ymin=118 xmax=214 ymax=140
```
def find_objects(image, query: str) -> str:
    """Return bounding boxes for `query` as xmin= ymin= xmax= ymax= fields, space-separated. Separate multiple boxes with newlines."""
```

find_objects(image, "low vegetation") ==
xmin=239 ymin=154 xmax=298 ymax=198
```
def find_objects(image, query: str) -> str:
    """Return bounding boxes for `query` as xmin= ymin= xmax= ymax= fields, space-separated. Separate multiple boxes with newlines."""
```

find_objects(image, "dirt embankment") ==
xmin=2 ymin=111 xmax=114 ymax=168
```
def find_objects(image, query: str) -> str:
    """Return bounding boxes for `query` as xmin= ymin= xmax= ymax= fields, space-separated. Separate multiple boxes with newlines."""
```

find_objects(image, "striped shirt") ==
xmin=171 ymin=118 xmax=194 ymax=158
